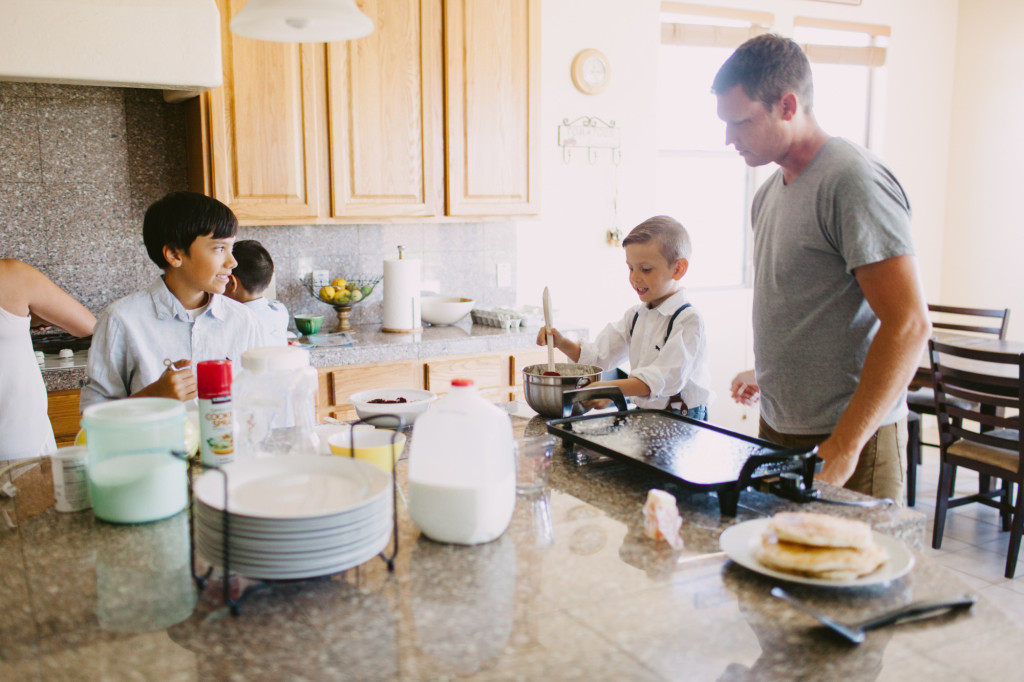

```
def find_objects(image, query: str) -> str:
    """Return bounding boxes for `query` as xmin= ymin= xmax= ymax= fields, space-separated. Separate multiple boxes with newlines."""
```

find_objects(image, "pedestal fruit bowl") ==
xmin=303 ymin=274 xmax=382 ymax=332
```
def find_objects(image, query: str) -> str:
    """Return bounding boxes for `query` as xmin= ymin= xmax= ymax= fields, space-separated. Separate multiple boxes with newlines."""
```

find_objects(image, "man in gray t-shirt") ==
xmin=711 ymin=35 xmax=931 ymax=502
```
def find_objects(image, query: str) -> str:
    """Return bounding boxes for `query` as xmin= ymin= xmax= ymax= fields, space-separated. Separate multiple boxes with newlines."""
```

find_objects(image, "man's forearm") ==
xmin=818 ymin=317 xmax=930 ymax=484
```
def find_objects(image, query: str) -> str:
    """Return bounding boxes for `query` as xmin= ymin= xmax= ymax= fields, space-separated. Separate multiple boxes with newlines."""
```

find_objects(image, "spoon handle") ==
xmin=543 ymin=287 xmax=555 ymax=370
xmin=854 ymin=594 xmax=976 ymax=632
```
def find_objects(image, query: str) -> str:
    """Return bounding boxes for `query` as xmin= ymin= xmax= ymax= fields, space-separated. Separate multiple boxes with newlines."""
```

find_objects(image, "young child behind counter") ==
xmin=538 ymin=215 xmax=714 ymax=419
xmin=80 ymin=191 xmax=264 ymax=410
xmin=224 ymin=239 xmax=289 ymax=346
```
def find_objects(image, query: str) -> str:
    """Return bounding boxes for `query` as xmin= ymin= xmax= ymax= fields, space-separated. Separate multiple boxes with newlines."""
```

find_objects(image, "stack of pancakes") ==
xmin=755 ymin=512 xmax=889 ymax=581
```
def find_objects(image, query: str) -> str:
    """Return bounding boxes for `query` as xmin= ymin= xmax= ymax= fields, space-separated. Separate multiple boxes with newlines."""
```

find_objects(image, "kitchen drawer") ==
xmin=319 ymin=360 xmax=421 ymax=422
xmin=47 ymin=389 xmax=81 ymax=447
xmin=423 ymin=353 xmax=507 ymax=395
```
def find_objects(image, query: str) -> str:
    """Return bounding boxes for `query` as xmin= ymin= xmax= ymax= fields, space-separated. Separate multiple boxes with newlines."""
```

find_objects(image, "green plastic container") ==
xmin=81 ymin=398 xmax=187 ymax=524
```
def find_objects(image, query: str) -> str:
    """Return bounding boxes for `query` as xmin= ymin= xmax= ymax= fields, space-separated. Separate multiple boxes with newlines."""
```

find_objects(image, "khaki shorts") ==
xmin=758 ymin=417 xmax=907 ymax=505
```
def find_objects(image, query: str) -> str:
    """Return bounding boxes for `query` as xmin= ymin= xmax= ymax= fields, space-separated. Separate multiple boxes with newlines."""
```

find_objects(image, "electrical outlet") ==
xmin=312 ymin=270 xmax=330 ymax=288
xmin=496 ymin=263 xmax=512 ymax=288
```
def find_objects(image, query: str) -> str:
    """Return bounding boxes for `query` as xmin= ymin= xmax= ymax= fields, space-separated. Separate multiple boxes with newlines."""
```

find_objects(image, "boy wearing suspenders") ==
xmin=538 ymin=216 xmax=713 ymax=419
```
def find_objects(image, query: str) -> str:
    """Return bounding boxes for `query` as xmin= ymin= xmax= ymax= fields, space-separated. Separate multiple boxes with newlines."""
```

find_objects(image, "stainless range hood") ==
xmin=0 ymin=0 xmax=222 ymax=102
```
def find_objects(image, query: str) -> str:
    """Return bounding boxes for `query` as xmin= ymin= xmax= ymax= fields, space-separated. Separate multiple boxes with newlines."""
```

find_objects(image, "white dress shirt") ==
xmin=578 ymin=289 xmax=714 ymax=410
xmin=80 ymin=277 xmax=265 ymax=410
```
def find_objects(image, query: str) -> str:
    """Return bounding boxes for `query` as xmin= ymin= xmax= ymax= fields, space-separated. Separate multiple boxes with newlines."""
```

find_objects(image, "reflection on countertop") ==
xmin=1 ymin=409 xmax=1013 ymax=681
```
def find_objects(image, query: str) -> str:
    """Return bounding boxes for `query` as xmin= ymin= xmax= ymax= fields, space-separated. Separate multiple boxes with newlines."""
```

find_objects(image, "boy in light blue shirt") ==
xmin=224 ymin=239 xmax=289 ymax=347
xmin=81 ymin=192 xmax=264 ymax=409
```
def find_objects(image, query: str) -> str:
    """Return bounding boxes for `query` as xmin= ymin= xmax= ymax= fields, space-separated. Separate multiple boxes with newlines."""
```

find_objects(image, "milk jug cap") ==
xmin=451 ymin=378 xmax=474 ymax=387
xmin=197 ymin=359 xmax=232 ymax=397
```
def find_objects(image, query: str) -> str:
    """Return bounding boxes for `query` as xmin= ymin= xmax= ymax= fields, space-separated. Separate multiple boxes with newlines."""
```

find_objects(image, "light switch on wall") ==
xmin=496 ymin=263 xmax=512 ymax=288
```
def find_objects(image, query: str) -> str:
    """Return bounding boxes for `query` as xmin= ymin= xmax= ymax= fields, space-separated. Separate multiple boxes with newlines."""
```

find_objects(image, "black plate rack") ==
xmin=175 ymin=413 xmax=408 ymax=616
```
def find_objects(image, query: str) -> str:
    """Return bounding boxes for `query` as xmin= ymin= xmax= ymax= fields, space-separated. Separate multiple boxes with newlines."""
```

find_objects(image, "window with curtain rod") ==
xmin=660 ymin=2 xmax=773 ymax=48
xmin=795 ymin=16 xmax=890 ymax=67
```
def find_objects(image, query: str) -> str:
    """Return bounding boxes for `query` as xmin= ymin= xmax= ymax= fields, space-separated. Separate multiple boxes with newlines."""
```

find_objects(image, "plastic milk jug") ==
xmin=407 ymin=379 xmax=515 ymax=545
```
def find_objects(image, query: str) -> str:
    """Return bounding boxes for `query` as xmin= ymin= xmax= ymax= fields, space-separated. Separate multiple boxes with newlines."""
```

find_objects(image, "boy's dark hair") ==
xmin=623 ymin=215 xmax=692 ymax=264
xmin=143 ymin=191 xmax=238 ymax=268
xmin=711 ymin=33 xmax=814 ymax=112
xmin=231 ymin=239 xmax=275 ymax=295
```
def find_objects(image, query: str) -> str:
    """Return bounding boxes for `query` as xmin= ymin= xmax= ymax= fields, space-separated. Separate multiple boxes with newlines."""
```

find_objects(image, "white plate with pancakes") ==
xmin=720 ymin=516 xmax=914 ymax=587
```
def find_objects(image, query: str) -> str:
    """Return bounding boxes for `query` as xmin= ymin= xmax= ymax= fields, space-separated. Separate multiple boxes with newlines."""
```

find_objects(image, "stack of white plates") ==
xmin=193 ymin=455 xmax=392 ymax=580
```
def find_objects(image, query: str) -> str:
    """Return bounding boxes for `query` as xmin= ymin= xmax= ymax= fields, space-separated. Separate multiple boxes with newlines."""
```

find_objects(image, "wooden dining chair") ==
xmin=906 ymin=304 xmax=1010 ymax=506
xmin=929 ymin=339 xmax=1024 ymax=578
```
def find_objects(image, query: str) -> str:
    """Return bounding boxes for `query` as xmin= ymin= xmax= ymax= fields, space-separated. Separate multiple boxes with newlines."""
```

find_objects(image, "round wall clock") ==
xmin=571 ymin=49 xmax=610 ymax=95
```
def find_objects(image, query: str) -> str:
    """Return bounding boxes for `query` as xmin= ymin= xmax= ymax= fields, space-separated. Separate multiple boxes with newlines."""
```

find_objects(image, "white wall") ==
xmin=942 ymin=0 xmax=1024 ymax=337
xmin=518 ymin=0 xmax=960 ymax=432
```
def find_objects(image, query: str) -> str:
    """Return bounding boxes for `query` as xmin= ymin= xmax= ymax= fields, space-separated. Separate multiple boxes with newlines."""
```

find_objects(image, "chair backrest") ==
xmin=929 ymin=338 xmax=1024 ymax=472
xmin=928 ymin=304 xmax=1011 ymax=339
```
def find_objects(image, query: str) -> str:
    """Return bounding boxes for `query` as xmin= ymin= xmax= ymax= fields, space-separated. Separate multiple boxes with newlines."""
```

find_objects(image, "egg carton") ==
xmin=470 ymin=308 xmax=525 ymax=329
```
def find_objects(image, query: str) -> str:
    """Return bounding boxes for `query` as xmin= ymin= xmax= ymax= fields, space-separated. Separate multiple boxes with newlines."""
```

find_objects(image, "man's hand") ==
xmin=814 ymin=436 xmax=860 ymax=486
xmin=134 ymin=359 xmax=196 ymax=401
xmin=730 ymin=369 xmax=760 ymax=406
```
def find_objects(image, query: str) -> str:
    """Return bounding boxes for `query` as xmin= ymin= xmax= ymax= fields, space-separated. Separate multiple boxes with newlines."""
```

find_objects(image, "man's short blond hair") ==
xmin=622 ymin=215 xmax=692 ymax=264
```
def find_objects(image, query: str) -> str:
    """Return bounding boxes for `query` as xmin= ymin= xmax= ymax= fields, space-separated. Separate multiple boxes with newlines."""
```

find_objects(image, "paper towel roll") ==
xmin=382 ymin=257 xmax=422 ymax=332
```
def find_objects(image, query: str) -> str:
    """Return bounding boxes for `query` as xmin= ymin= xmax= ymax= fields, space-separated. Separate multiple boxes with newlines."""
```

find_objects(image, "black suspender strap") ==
xmin=663 ymin=303 xmax=692 ymax=345
xmin=629 ymin=303 xmax=693 ymax=345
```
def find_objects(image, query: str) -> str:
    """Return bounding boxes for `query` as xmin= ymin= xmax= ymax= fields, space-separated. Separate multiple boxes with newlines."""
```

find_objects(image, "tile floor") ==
xmin=912 ymin=418 xmax=1024 ymax=627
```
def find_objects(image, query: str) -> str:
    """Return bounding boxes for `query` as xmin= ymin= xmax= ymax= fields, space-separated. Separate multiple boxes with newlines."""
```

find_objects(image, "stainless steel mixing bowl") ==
xmin=522 ymin=363 xmax=603 ymax=418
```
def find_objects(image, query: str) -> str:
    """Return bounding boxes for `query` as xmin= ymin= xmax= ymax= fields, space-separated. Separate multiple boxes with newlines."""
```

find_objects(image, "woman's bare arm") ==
xmin=0 ymin=259 xmax=96 ymax=337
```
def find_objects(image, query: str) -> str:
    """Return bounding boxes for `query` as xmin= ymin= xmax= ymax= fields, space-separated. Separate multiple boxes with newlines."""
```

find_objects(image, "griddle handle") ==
xmin=562 ymin=386 xmax=629 ymax=417
xmin=722 ymin=448 xmax=821 ymax=516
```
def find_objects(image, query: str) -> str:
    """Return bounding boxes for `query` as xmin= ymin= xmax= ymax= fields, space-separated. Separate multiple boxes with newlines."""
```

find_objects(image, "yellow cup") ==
xmin=328 ymin=429 xmax=406 ymax=472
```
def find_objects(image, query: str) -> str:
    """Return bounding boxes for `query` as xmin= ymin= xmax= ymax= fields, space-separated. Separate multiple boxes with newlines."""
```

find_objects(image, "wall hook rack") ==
xmin=558 ymin=116 xmax=621 ymax=165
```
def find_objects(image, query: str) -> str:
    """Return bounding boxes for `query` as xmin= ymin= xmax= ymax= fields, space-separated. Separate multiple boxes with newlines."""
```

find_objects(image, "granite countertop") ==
xmin=2 ymin=406 xmax=1013 ymax=681
xmin=40 ymin=321 xmax=584 ymax=392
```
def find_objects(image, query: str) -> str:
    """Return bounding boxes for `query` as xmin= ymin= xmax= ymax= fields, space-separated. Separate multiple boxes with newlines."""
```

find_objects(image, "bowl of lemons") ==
xmin=305 ymin=274 xmax=382 ymax=331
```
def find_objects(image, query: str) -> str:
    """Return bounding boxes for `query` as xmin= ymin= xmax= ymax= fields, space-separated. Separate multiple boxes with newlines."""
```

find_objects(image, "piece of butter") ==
xmin=643 ymin=488 xmax=684 ymax=549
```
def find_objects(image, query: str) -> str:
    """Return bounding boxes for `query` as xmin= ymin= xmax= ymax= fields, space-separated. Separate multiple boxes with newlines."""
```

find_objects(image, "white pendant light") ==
xmin=230 ymin=0 xmax=374 ymax=43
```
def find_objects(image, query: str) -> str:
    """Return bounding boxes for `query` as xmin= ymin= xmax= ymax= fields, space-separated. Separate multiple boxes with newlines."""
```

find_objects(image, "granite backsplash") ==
xmin=0 ymin=83 xmax=517 ymax=327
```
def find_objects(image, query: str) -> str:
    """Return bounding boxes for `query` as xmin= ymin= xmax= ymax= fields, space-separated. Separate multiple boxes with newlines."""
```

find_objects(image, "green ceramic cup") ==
xmin=294 ymin=314 xmax=324 ymax=336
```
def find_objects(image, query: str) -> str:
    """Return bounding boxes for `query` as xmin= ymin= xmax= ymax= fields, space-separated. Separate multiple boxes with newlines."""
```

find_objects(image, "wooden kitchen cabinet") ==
xmin=318 ymin=359 xmax=422 ymax=422
xmin=316 ymin=345 xmax=551 ymax=422
xmin=444 ymin=0 xmax=540 ymax=216
xmin=47 ymin=389 xmax=81 ymax=447
xmin=190 ymin=0 xmax=325 ymax=223
xmin=423 ymin=352 xmax=510 ymax=403
xmin=188 ymin=0 xmax=539 ymax=222
xmin=326 ymin=0 xmax=444 ymax=218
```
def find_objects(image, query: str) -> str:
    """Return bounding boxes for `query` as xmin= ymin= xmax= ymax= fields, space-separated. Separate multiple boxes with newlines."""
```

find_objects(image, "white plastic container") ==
xmin=80 ymin=398 xmax=187 ymax=524
xmin=407 ymin=379 xmax=515 ymax=545
xmin=50 ymin=446 xmax=91 ymax=512
xmin=233 ymin=346 xmax=318 ymax=458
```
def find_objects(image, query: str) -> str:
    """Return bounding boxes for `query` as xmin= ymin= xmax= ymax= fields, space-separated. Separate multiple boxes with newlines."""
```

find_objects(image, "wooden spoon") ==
xmin=542 ymin=287 xmax=558 ymax=375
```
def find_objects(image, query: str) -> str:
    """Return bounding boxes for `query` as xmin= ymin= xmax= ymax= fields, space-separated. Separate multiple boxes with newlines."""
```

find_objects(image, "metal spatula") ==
xmin=771 ymin=586 xmax=975 ymax=644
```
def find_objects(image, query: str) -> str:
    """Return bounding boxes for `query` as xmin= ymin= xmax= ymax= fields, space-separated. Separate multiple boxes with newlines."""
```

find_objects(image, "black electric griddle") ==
xmin=546 ymin=388 xmax=821 ymax=516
